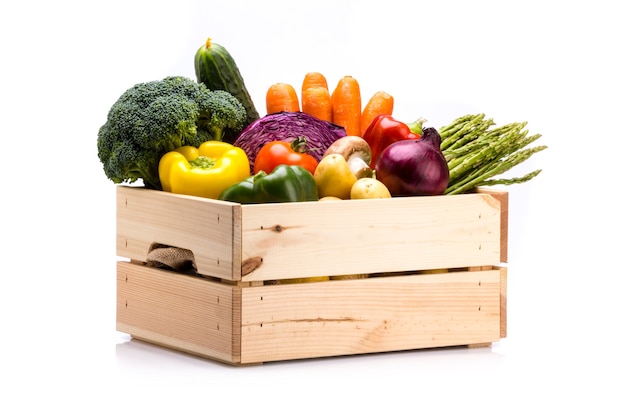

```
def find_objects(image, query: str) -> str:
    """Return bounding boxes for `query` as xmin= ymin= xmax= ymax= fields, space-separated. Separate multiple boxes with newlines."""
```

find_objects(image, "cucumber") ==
xmin=194 ymin=37 xmax=260 ymax=127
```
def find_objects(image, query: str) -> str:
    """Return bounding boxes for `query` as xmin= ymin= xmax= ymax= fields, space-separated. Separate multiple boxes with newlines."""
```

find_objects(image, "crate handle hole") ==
xmin=146 ymin=242 xmax=197 ymax=274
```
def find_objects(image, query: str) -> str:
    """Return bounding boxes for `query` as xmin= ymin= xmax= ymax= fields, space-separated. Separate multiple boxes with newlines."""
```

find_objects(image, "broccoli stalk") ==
xmin=97 ymin=76 xmax=246 ymax=189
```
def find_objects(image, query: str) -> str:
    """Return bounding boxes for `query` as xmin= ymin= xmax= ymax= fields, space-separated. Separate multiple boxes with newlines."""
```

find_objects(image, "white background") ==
xmin=2 ymin=0 xmax=624 ymax=415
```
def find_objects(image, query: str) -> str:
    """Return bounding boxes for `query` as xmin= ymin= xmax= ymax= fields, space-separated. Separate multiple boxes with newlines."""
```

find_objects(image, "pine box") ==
xmin=116 ymin=186 xmax=508 ymax=365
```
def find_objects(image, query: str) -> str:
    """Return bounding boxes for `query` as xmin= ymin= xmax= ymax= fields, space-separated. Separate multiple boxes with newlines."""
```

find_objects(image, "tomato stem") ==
xmin=290 ymin=136 xmax=309 ymax=153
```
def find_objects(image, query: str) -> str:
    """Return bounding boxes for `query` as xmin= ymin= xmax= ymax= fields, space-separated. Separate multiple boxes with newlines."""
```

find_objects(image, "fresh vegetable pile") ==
xmin=97 ymin=75 xmax=246 ymax=189
xmin=97 ymin=36 xmax=546 ymax=201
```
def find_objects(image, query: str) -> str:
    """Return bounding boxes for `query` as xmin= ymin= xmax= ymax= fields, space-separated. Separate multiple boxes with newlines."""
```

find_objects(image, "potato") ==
xmin=350 ymin=178 xmax=391 ymax=199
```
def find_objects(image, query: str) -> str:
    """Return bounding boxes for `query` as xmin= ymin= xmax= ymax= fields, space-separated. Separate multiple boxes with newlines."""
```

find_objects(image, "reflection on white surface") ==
xmin=115 ymin=331 xmax=506 ymax=373
xmin=112 ymin=325 xmax=622 ymax=416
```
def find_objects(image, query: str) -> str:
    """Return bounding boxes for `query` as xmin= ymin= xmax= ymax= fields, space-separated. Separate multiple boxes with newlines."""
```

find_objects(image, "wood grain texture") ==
xmin=115 ymin=186 xmax=509 ymax=364
xmin=117 ymin=186 xmax=506 ymax=282
xmin=116 ymin=261 xmax=237 ymax=363
xmin=478 ymin=187 xmax=508 ymax=263
xmin=238 ymin=193 xmax=500 ymax=281
xmin=239 ymin=269 xmax=504 ymax=363
xmin=116 ymin=186 xmax=241 ymax=280
xmin=117 ymin=262 xmax=506 ymax=364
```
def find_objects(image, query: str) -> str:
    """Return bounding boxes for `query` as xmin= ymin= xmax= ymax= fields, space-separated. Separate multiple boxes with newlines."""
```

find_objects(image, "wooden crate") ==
xmin=116 ymin=186 xmax=508 ymax=365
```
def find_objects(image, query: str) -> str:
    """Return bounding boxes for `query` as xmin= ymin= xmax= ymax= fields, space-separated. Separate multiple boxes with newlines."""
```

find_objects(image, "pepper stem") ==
xmin=407 ymin=117 xmax=427 ymax=136
xmin=189 ymin=155 xmax=216 ymax=169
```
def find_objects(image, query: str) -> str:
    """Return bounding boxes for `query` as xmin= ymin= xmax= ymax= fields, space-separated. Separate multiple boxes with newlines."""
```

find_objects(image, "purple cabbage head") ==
xmin=233 ymin=111 xmax=347 ymax=172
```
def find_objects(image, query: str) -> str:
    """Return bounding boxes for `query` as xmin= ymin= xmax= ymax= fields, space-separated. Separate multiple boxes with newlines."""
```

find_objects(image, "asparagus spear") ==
xmin=438 ymin=114 xmax=546 ymax=194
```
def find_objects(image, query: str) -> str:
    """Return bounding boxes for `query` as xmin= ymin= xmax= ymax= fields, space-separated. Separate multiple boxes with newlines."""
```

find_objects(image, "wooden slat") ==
xmin=239 ymin=192 xmax=503 ymax=281
xmin=116 ymin=187 xmax=506 ymax=282
xmin=500 ymin=267 xmax=508 ymax=338
xmin=478 ymin=188 xmax=508 ymax=263
xmin=116 ymin=261 xmax=236 ymax=363
xmin=116 ymin=186 xmax=240 ymax=279
xmin=239 ymin=269 xmax=502 ymax=364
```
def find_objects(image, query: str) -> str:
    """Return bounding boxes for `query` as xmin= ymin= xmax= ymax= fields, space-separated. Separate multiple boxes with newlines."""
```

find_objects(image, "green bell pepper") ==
xmin=219 ymin=164 xmax=319 ymax=203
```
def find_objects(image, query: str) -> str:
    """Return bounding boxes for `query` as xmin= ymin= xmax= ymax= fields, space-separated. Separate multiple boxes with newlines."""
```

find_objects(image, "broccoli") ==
xmin=97 ymin=76 xmax=246 ymax=189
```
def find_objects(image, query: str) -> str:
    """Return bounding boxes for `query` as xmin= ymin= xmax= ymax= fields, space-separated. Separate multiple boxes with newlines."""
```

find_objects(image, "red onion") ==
xmin=375 ymin=127 xmax=449 ymax=196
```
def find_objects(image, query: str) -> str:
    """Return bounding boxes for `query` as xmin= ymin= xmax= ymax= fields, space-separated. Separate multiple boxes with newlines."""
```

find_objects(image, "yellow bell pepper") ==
xmin=159 ymin=141 xmax=250 ymax=199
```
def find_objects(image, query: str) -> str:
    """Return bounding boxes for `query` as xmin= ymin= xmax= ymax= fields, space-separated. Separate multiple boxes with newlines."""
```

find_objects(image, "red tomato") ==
xmin=253 ymin=137 xmax=319 ymax=175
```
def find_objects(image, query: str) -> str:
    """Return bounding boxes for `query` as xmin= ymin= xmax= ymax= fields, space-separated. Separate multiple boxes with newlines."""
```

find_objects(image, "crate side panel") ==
xmin=116 ymin=261 xmax=236 ymax=363
xmin=239 ymin=270 xmax=502 ymax=363
xmin=116 ymin=187 xmax=237 ymax=279
xmin=239 ymin=193 xmax=502 ymax=281
xmin=478 ymin=188 xmax=508 ymax=263
xmin=500 ymin=267 xmax=508 ymax=338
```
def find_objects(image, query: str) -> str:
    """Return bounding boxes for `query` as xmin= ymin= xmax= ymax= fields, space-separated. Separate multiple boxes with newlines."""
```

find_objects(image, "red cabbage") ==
xmin=233 ymin=112 xmax=346 ymax=172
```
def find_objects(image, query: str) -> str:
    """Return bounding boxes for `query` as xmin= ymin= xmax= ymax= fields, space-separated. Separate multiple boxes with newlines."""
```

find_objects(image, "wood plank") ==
xmin=116 ymin=186 xmax=238 ymax=279
xmin=239 ymin=269 xmax=502 ymax=363
xmin=500 ymin=267 xmax=508 ymax=338
xmin=117 ymin=187 xmax=506 ymax=282
xmin=116 ymin=261 xmax=236 ymax=363
xmin=478 ymin=188 xmax=508 ymax=263
xmin=239 ymin=193 xmax=503 ymax=281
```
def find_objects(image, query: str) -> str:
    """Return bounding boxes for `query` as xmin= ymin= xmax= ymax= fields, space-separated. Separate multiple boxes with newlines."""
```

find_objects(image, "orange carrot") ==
xmin=301 ymin=72 xmax=329 ymax=93
xmin=302 ymin=86 xmax=333 ymax=122
xmin=360 ymin=91 xmax=394 ymax=136
xmin=266 ymin=83 xmax=300 ymax=114
xmin=331 ymin=75 xmax=361 ymax=136
xmin=301 ymin=72 xmax=331 ymax=121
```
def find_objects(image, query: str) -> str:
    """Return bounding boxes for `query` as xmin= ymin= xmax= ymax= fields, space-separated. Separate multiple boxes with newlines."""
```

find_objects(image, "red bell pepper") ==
xmin=362 ymin=115 xmax=423 ymax=168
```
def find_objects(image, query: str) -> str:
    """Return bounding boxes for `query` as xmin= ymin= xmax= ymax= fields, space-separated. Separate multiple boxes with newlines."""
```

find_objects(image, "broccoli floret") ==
xmin=97 ymin=76 xmax=247 ymax=189
xmin=196 ymin=89 xmax=247 ymax=143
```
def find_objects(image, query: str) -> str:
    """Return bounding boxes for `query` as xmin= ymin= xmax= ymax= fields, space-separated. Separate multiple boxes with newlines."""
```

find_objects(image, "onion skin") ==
xmin=375 ymin=127 xmax=449 ymax=196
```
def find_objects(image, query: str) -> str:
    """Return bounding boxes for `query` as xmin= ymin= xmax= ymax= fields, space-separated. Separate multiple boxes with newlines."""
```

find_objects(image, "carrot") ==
xmin=301 ymin=72 xmax=331 ymax=121
xmin=331 ymin=75 xmax=361 ymax=136
xmin=266 ymin=83 xmax=300 ymax=114
xmin=360 ymin=91 xmax=394 ymax=136
xmin=302 ymin=86 xmax=333 ymax=122
xmin=301 ymin=72 xmax=329 ymax=93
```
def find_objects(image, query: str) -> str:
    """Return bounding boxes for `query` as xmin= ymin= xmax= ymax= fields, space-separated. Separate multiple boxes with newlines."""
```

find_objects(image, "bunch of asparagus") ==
xmin=438 ymin=113 xmax=547 ymax=195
